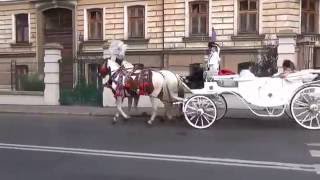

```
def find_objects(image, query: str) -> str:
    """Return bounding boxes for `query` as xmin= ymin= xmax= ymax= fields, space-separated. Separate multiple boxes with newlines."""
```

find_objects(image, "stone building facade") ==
xmin=0 ymin=0 xmax=320 ymax=90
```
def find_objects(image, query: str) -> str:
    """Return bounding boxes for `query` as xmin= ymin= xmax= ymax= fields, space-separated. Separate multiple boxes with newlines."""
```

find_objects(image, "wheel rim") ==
xmin=184 ymin=96 xmax=217 ymax=129
xmin=210 ymin=95 xmax=227 ymax=120
xmin=291 ymin=86 xmax=320 ymax=130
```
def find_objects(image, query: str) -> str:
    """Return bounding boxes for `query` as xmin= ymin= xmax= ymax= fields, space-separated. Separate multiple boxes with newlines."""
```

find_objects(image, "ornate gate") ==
xmin=60 ymin=54 xmax=104 ymax=106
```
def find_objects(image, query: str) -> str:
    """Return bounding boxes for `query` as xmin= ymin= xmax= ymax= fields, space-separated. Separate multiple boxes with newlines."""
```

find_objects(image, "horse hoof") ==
xmin=123 ymin=118 xmax=129 ymax=122
xmin=147 ymin=120 xmax=153 ymax=125
xmin=159 ymin=117 xmax=165 ymax=123
xmin=112 ymin=117 xmax=118 ymax=125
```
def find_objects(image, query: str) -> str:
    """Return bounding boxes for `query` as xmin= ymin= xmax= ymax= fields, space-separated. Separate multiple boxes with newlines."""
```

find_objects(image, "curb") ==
xmin=0 ymin=108 xmax=256 ymax=119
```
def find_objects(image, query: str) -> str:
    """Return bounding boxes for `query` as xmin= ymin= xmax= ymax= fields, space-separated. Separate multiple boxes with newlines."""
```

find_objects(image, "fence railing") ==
xmin=0 ymin=60 xmax=16 ymax=91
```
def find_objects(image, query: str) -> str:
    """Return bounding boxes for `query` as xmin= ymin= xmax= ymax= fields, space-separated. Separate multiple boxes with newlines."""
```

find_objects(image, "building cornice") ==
xmin=0 ymin=0 xmax=28 ymax=5
xmin=0 ymin=52 xmax=36 ymax=58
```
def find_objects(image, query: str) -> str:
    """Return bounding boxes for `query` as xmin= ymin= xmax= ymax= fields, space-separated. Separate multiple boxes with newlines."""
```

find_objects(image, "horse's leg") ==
xmin=147 ymin=96 xmax=158 ymax=125
xmin=133 ymin=95 xmax=139 ymax=110
xmin=164 ymin=102 xmax=173 ymax=121
xmin=116 ymin=96 xmax=130 ymax=120
xmin=128 ymin=96 xmax=133 ymax=112
xmin=113 ymin=112 xmax=120 ymax=124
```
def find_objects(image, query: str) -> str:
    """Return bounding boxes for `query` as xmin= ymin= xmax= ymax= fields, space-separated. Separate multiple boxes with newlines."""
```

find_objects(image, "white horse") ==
xmin=102 ymin=60 xmax=140 ymax=112
xmin=99 ymin=59 xmax=186 ymax=125
xmin=102 ymin=40 xmax=140 ymax=112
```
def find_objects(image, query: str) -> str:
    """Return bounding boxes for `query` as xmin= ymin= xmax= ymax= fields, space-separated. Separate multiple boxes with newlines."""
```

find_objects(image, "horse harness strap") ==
xmin=109 ymin=66 xmax=154 ymax=97
xmin=125 ymin=68 xmax=154 ymax=96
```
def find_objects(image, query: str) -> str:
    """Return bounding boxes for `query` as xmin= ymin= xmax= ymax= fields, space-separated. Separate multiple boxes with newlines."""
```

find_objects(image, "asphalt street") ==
xmin=0 ymin=113 xmax=319 ymax=180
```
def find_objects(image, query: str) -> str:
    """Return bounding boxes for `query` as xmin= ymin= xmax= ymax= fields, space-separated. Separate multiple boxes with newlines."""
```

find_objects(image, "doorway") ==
xmin=314 ymin=47 xmax=320 ymax=69
xmin=43 ymin=8 xmax=73 ymax=89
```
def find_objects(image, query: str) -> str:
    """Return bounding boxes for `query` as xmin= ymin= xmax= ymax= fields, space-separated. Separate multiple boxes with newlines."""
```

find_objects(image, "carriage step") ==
xmin=173 ymin=101 xmax=183 ymax=105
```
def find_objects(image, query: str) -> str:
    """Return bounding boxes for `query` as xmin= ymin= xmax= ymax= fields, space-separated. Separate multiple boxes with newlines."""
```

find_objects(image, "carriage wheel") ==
xmin=209 ymin=95 xmax=227 ymax=120
xmin=290 ymin=86 xmax=320 ymax=130
xmin=183 ymin=95 xmax=217 ymax=129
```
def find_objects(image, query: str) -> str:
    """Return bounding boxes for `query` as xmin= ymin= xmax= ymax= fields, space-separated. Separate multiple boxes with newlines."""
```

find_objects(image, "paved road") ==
xmin=0 ymin=113 xmax=319 ymax=180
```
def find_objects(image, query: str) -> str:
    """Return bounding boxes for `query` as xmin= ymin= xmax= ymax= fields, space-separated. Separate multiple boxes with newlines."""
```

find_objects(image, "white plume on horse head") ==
xmin=109 ymin=40 xmax=128 ymax=61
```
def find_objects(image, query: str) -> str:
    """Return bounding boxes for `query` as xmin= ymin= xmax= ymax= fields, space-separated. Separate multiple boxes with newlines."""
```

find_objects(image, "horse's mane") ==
xmin=109 ymin=40 xmax=127 ymax=60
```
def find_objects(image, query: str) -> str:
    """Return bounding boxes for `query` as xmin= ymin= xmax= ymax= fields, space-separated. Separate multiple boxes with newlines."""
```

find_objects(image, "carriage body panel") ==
xmin=183 ymin=69 xmax=320 ymax=130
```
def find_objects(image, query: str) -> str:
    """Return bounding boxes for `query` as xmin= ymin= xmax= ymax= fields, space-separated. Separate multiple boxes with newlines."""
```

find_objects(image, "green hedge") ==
xmin=20 ymin=73 xmax=45 ymax=91
xmin=60 ymin=81 xmax=102 ymax=106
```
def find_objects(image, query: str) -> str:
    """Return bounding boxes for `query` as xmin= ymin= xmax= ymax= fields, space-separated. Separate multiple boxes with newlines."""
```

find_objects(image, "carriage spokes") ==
xmin=291 ymin=85 xmax=320 ymax=130
xmin=183 ymin=95 xmax=217 ymax=129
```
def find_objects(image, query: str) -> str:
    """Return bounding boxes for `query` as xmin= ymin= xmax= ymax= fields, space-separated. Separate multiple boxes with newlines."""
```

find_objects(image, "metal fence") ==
xmin=59 ymin=54 xmax=105 ymax=106
xmin=0 ymin=60 xmax=36 ymax=91
xmin=0 ymin=60 xmax=17 ymax=91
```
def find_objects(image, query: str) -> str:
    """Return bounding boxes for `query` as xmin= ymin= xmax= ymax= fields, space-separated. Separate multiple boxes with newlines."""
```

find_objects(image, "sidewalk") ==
xmin=0 ymin=105 xmax=134 ymax=117
xmin=0 ymin=93 xmax=265 ymax=118
xmin=0 ymin=104 xmax=258 ymax=119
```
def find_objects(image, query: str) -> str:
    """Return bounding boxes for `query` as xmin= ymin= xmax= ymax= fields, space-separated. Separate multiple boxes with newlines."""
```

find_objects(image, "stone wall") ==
xmin=263 ymin=0 xmax=300 ymax=34
xmin=0 ymin=1 xmax=37 ymax=90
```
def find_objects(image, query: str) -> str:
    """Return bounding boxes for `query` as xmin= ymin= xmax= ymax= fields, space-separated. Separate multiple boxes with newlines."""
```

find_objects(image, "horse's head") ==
xmin=109 ymin=40 xmax=127 ymax=63
xmin=99 ymin=58 xmax=121 ymax=78
xmin=99 ymin=60 xmax=110 ymax=78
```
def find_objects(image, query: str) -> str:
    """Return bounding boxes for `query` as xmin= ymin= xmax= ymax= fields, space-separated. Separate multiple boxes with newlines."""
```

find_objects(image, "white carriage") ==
xmin=182 ymin=45 xmax=320 ymax=130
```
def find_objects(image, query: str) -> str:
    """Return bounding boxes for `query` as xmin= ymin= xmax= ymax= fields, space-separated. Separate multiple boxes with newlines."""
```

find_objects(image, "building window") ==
xmin=88 ymin=64 xmax=99 ymax=87
xmin=302 ymin=0 xmax=317 ymax=34
xmin=15 ymin=65 xmax=28 ymax=91
xmin=88 ymin=9 xmax=103 ymax=40
xmin=238 ymin=0 xmax=258 ymax=34
xmin=128 ymin=6 xmax=145 ymax=38
xmin=15 ymin=14 xmax=29 ymax=43
xmin=189 ymin=1 xmax=208 ymax=36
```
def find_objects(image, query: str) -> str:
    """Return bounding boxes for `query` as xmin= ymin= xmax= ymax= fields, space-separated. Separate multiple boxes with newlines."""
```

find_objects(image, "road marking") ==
xmin=310 ymin=150 xmax=320 ymax=157
xmin=307 ymin=143 xmax=320 ymax=147
xmin=0 ymin=143 xmax=318 ymax=174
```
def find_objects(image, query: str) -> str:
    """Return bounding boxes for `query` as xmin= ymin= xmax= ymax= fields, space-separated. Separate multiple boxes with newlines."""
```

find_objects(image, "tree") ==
xmin=251 ymin=45 xmax=278 ymax=77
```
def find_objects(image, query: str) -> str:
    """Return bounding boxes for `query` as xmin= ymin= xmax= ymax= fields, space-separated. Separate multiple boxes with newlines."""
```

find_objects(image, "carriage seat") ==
xmin=284 ymin=69 xmax=320 ymax=83
xmin=211 ymin=69 xmax=256 ymax=87
xmin=233 ymin=69 xmax=256 ymax=82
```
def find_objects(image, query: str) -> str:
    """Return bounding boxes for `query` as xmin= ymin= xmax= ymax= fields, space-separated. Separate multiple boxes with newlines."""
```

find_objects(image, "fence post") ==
xmin=43 ymin=43 xmax=63 ymax=105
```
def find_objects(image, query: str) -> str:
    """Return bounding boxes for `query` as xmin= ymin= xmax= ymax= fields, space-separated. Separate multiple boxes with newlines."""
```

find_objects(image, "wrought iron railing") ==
xmin=0 ymin=60 xmax=16 ymax=91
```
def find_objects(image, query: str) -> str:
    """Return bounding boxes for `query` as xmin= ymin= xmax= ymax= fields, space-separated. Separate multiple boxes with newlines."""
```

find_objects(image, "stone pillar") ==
xmin=277 ymin=34 xmax=297 ymax=72
xmin=43 ymin=43 xmax=63 ymax=105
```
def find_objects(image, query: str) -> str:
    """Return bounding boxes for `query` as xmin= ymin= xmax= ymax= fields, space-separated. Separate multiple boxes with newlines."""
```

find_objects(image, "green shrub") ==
xmin=60 ymin=80 xmax=102 ymax=106
xmin=21 ymin=73 xmax=45 ymax=91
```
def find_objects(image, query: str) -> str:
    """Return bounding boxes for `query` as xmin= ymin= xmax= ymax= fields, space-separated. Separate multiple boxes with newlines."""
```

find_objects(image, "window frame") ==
xmin=238 ymin=0 xmax=259 ymax=34
xmin=15 ymin=65 xmax=29 ymax=91
xmin=127 ymin=5 xmax=145 ymax=39
xmin=189 ymin=1 xmax=209 ymax=37
xmin=15 ymin=13 xmax=29 ymax=43
xmin=301 ymin=0 xmax=318 ymax=34
xmin=87 ymin=8 xmax=103 ymax=40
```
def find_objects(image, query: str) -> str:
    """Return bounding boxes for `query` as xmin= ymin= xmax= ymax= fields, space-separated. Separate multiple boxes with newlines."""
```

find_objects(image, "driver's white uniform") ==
xmin=207 ymin=46 xmax=220 ymax=75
